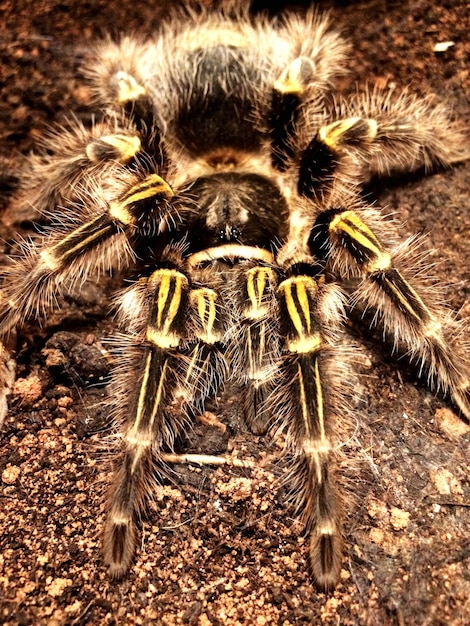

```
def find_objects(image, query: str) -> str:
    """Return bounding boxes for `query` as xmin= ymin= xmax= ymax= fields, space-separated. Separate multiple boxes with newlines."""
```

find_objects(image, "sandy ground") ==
xmin=0 ymin=1 xmax=469 ymax=624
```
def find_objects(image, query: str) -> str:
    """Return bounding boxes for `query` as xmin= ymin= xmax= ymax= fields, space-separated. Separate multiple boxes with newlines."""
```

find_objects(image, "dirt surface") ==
xmin=0 ymin=1 xmax=469 ymax=624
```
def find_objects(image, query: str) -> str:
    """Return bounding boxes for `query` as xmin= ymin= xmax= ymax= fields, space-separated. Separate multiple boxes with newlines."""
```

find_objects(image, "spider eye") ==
xmin=218 ymin=225 xmax=241 ymax=242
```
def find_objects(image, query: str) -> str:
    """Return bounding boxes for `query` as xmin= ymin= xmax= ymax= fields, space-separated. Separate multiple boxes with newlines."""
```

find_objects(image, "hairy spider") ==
xmin=1 ymin=3 xmax=469 ymax=591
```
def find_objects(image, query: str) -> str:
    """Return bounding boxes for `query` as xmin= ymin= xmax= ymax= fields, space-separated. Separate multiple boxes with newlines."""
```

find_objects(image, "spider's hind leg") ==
xmin=84 ymin=38 xmax=165 ymax=160
xmin=20 ymin=116 xmax=144 ymax=220
xmin=338 ymin=88 xmax=470 ymax=175
xmin=298 ymin=91 xmax=469 ymax=203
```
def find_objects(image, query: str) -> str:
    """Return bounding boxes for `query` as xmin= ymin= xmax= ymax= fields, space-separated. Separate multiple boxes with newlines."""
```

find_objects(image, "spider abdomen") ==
xmin=173 ymin=45 xmax=264 ymax=156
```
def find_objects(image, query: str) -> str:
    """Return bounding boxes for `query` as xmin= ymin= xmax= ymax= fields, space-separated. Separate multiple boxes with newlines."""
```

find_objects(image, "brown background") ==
xmin=0 ymin=1 xmax=469 ymax=624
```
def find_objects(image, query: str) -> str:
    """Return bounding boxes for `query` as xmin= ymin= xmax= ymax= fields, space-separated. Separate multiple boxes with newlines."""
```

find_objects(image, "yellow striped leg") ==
xmin=104 ymin=269 xmax=227 ymax=577
xmin=239 ymin=265 xmax=280 ymax=434
xmin=336 ymin=90 xmax=469 ymax=175
xmin=174 ymin=286 xmax=227 ymax=412
xmin=271 ymin=56 xmax=316 ymax=171
xmin=299 ymin=101 xmax=468 ymax=200
xmin=277 ymin=273 xmax=342 ymax=591
xmin=299 ymin=117 xmax=377 ymax=200
xmin=321 ymin=208 xmax=470 ymax=418
xmin=102 ymin=67 xmax=163 ymax=148
xmin=104 ymin=267 xmax=188 ymax=577
xmin=0 ymin=175 xmax=173 ymax=335
xmin=23 ymin=118 xmax=143 ymax=218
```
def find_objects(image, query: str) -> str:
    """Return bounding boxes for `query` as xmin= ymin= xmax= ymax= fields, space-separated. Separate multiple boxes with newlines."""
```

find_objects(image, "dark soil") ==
xmin=0 ymin=1 xmax=469 ymax=625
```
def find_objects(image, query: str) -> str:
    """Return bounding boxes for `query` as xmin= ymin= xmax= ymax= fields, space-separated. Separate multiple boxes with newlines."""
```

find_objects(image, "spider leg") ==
xmin=84 ymin=37 xmax=165 ymax=162
xmin=20 ymin=38 xmax=169 ymax=220
xmin=273 ymin=262 xmax=348 ymax=591
xmin=235 ymin=263 xmax=281 ymax=434
xmin=298 ymin=93 xmax=468 ymax=201
xmin=20 ymin=116 xmax=144 ymax=219
xmin=311 ymin=205 xmax=470 ymax=419
xmin=1 ymin=35 xmax=175 ymax=336
xmin=337 ymin=88 xmax=470 ymax=175
xmin=179 ymin=283 xmax=228 ymax=413
xmin=269 ymin=10 xmax=350 ymax=172
xmin=105 ymin=260 xmax=227 ymax=577
xmin=270 ymin=57 xmax=314 ymax=172
xmin=0 ymin=172 xmax=174 ymax=335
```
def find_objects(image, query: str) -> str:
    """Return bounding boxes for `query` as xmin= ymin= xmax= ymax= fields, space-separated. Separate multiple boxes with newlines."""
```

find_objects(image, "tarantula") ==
xmin=1 ymin=3 xmax=469 ymax=591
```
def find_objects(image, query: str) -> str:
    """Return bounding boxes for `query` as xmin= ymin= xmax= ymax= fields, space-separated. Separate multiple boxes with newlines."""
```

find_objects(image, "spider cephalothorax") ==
xmin=0 ymin=3 xmax=468 ymax=591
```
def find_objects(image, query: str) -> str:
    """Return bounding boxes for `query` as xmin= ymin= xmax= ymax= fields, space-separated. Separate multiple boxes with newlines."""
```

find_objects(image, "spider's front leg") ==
xmin=238 ymin=253 xmax=350 ymax=590
xmin=273 ymin=260 xmax=349 ymax=591
xmin=311 ymin=205 xmax=470 ymax=419
xmin=234 ymin=261 xmax=281 ymax=435
xmin=0 ymin=156 xmax=174 ymax=429
xmin=104 ymin=258 xmax=227 ymax=577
